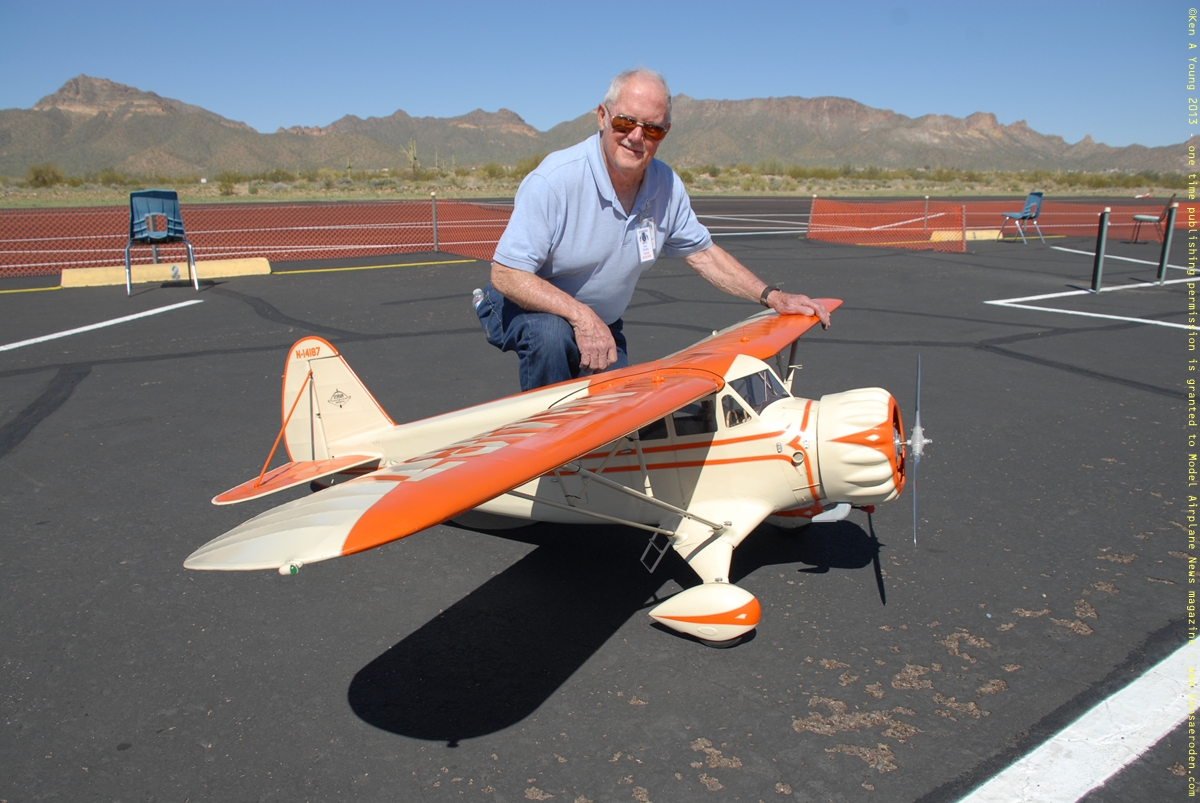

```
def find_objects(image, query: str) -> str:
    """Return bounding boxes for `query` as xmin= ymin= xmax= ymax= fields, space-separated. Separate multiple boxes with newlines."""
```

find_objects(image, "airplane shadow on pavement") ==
xmin=346 ymin=520 xmax=882 ymax=744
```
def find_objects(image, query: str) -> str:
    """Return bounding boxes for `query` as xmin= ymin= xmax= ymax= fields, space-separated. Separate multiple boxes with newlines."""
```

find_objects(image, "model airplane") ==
xmin=186 ymin=301 xmax=926 ymax=644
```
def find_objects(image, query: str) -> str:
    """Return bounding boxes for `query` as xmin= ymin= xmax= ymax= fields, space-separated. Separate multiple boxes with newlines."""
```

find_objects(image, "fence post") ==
xmin=1091 ymin=207 xmax=1110 ymax=293
xmin=924 ymin=196 xmax=930 ymax=235
xmin=431 ymin=191 xmax=439 ymax=252
xmin=961 ymin=205 xmax=967 ymax=253
xmin=1158 ymin=203 xmax=1178 ymax=284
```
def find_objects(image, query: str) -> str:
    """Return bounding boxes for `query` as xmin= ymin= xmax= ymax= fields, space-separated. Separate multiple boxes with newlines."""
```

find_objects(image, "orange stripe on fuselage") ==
xmin=580 ymin=429 xmax=785 ymax=463
xmin=585 ymin=453 xmax=792 ymax=474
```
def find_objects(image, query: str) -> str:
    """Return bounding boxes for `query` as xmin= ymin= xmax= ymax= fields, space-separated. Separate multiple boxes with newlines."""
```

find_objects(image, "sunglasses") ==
xmin=606 ymin=107 xmax=669 ymax=142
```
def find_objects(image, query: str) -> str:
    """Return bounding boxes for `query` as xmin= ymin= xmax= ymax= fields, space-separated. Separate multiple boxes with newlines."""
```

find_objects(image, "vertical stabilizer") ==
xmin=282 ymin=338 xmax=394 ymax=461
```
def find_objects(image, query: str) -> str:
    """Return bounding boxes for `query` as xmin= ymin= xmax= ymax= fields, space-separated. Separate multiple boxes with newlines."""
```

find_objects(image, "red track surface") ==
xmin=0 ymin=199 xmax=513 ymax=278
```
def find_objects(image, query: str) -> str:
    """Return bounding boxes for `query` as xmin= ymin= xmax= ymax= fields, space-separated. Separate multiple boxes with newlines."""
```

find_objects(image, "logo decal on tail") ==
xmin=328 ymin=390 xmax=351 ymax=408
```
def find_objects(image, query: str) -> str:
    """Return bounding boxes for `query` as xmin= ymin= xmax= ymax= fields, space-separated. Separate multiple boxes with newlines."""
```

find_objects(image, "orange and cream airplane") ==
xmin=185 ymin=301 xmax=927 ymax=644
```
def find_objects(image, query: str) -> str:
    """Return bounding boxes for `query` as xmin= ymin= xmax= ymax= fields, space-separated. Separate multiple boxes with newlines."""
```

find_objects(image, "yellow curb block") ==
xmin=931 ymin=229 xmax=1002 ymax=242
xmin=60 ymin=257 xmax=272 ymax=288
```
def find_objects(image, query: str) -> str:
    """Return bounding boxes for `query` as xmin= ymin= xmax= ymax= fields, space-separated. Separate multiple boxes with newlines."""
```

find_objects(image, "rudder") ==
xmin=282 ymin=337 xmax=394 ymax=461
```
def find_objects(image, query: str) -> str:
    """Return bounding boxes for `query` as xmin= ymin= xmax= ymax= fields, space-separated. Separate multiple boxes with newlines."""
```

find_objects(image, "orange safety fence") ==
xmin=809 ymin=198 xmax=1186 ymax=252
xmin=0 ymin=198 xmax=513 ymax=279
xmin=808 ymin=199 xmax=969 ymax=252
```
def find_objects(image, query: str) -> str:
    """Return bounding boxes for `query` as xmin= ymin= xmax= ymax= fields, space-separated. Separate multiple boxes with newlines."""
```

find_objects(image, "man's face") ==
xmin=596 ymin=76 xmax=670 ymax=182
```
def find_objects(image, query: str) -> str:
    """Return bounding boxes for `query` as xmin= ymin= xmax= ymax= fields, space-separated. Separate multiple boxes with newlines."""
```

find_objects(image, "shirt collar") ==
xmin=587 ymin=132 xmax=660 ymax=219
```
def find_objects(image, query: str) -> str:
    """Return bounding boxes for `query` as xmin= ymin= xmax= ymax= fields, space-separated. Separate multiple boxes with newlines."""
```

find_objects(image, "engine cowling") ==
xmin=814 ymin=387 xmax=906 ymax=505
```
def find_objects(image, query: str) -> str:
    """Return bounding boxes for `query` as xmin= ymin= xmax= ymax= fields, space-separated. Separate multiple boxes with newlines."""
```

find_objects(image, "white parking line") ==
xmin=0 ymin=300 xmax=204 ymax=352
xmin=1052 ymin=246 xmax=1187 ymax=272
xmin=985 ymin=277 xmax=1194 ymax=330
xmin=958 ymin=640 xmax=1196 ymax=802
xmin=697 ymin=212 xmax=808 ymax=237
xmin=698 ymin=213 xmax=808 ymax=226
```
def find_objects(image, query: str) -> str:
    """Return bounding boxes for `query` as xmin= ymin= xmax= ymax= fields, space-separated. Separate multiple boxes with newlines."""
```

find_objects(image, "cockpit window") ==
xmin=637 ymin=417 xmax=669 ymax=442
xmin=673 ymin=396 xmax=718 ymax=437
xmin=728 ymin=370 xmax=790 ymax=414
xmin=722 ymin=395 xmax=751 ymax=428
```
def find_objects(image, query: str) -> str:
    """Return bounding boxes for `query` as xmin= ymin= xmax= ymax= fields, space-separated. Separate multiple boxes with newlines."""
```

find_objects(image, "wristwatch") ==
xmin=759 ymin=285 xmax=779 ymax=307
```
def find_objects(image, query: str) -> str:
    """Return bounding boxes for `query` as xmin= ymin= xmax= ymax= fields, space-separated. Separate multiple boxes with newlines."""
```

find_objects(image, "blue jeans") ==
xmin=475 ymin=284 xmax=628 ymax=391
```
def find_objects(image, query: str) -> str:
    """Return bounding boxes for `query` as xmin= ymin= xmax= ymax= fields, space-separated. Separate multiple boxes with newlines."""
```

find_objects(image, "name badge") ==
xmin=637 ymin=218 xmax=657 ymax=263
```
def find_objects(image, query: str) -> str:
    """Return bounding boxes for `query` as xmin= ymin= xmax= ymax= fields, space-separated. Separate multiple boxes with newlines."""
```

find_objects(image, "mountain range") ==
xmin=0 ymin=75 xmax=1188 ymax=177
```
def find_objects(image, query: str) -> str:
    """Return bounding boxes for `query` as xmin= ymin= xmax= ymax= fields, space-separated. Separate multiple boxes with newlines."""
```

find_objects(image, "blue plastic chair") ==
xmin=1131 ymin=194 xmax=1175 ymax=243
xmin=124 ymin=190 xmax=198 ymax=295
xmin=998 ymin=191 xmax=1045 ymax=244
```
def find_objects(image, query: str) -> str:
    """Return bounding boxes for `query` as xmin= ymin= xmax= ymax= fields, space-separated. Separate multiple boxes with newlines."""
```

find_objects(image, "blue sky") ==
xmin=0 ymin=1 xmax=1182 ymax=149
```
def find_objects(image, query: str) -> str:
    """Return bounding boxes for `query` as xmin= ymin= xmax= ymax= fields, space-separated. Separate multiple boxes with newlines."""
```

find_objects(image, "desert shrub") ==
xmin=930 ymin=167 xmax=964 ymax=183
xmin=214 ymin=169 xmax=246 ymax=185
xmin=257 ymin=168 xmax=295 ymax=183
xmin=697 ymin=164 xmax=721 ymax=178
xmin=26 ymin=163 xmax=64 ymax=188
xmin=480 ymin=162 xmax=507 ymax=180
xmin=740 ymin=174 xmax=768 ymax=191
xmin=786 ymin=165 xmax=839 ymax=181
xmin=93 ymin=168 xmax=128 ymax=186
xmin=511 ymin=154 xmax=546 ymax=181
xmin=677 ymin=168 xmax=695 ymax=185
xmin=755 ymin=157 xmax=785 ymax=176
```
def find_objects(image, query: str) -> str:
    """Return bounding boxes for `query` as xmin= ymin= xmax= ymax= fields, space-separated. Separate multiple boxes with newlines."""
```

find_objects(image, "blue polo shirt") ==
xmin=493 ymin=134 xmax=713 ymax=324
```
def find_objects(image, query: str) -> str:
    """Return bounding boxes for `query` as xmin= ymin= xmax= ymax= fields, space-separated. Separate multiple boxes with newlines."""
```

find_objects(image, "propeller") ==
xmin=906 ymin=355 xmax=932 ymax=544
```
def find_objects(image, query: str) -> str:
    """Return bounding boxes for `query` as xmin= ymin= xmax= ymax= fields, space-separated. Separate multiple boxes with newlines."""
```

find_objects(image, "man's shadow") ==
xmin=346 ymin=519 xmax=882 ymax=745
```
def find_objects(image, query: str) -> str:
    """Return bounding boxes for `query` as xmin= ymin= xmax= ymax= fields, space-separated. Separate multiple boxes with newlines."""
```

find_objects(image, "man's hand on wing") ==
xmin=767 ymin=291 xmax=831 ymax=329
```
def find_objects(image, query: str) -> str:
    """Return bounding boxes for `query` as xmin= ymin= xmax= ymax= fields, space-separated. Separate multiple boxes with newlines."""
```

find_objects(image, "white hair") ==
xmin=603 ymin=68 xmax=672 ymax=124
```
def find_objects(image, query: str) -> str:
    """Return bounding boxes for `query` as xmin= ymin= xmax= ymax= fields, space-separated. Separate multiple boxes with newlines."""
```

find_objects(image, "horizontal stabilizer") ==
xmin=212 ymin=455 xmax=380 ymax=505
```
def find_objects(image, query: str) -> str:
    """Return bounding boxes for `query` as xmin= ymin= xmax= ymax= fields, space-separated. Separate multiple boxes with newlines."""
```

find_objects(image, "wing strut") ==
xmin=556 ymin=434 xmax=630 ymax=505
xmin=256 ymin=369 xmax=313 ymax=489
xmin=504 ymin=489 xmax=677 ymax=537
xmin=629 ymin=430 xmax=655 ymax=498
xmin=563 ymin=462 xmax=728 ymax=533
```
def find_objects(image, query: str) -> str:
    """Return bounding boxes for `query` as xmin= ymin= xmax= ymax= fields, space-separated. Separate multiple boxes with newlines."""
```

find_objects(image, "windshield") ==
xmin=728 ymin=370 xmax=789 ymax=414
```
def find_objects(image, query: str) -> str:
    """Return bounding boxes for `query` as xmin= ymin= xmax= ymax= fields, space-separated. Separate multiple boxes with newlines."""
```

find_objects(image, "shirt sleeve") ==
xmin=492 ymin=173 xmax=562 ymax=273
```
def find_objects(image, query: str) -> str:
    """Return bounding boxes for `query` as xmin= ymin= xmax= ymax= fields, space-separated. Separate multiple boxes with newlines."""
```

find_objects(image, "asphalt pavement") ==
xmin=0 ymin=202 xmax=1189 ymax=802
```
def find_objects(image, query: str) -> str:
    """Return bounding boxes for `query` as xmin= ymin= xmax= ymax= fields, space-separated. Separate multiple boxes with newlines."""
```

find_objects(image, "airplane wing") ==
xmin=185 ymin=368 xmax=722 ymax=571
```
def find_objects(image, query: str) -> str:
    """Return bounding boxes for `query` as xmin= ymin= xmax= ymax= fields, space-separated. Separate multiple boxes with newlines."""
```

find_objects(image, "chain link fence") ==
xmin=808 ymin=198 xmax=1182 ymax=251
xmin=3 ymin=196 xmax=1182 ymax=278
xmin=0 ymin=198 xmax=513 ymax=279
xmin=808 ymin=198 xmax=968 ymax=252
